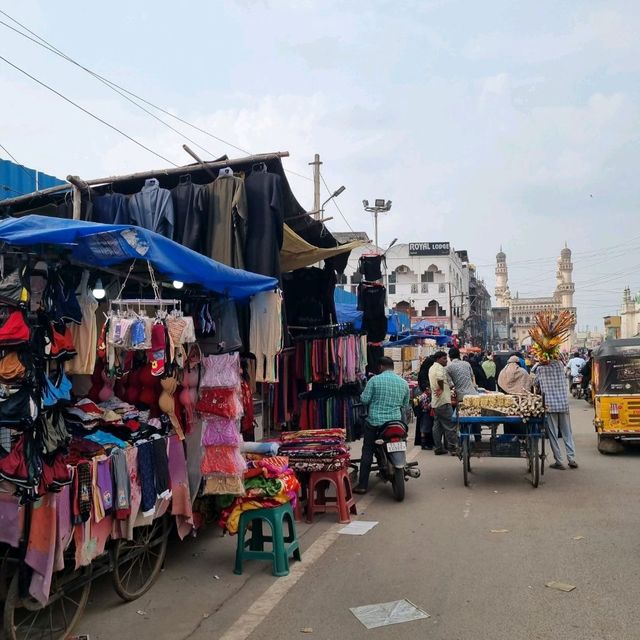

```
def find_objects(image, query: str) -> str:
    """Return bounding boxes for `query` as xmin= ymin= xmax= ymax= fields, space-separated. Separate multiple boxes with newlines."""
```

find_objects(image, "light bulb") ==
xmin=92 ymin=278 xmax=106 ymax=300
xmin=173 ymin=280 xmax=184 ymax=289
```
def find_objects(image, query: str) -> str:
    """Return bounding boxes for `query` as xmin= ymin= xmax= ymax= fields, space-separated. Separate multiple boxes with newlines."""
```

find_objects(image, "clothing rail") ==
xmin=110 ymin=298 xmax=181 ymax=306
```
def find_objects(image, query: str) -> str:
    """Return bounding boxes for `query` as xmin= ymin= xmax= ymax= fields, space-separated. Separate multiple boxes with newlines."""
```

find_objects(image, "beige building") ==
xmin=621 ymin=288 xmax=640 ymax=338
xmin=495 ymin=246 xmax=577 ymax=348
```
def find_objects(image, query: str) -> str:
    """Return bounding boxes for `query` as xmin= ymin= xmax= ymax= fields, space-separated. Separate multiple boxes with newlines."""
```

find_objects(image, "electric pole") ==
xmin=309 ymin=154 xmax=322 ymax=220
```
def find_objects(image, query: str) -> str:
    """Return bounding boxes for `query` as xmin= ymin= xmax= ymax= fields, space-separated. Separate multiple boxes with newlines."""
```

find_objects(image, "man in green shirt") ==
xmin=481 ymin=353 xmax=497 ymax=391
xmin=354 ymin=357 xmax=410 ymax=494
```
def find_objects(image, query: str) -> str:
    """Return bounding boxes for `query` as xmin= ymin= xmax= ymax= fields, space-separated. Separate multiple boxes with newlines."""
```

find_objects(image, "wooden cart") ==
xmin=457 ymin=415 xmax=546 ymax=488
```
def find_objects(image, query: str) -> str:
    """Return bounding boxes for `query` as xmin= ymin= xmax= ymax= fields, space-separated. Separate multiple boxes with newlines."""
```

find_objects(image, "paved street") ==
xmin=77 ymin=400 xmax=640 ymax=640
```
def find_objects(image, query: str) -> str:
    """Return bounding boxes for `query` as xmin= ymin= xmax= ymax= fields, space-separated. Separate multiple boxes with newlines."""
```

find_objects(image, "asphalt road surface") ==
xmin=76 ymin=399 xmax=640 ymax=640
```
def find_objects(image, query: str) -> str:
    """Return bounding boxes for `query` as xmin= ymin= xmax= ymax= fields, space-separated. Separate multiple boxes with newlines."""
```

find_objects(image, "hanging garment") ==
xmin=358 ymin=254 xmax=385 ymax=282
xmin=358 ymin=283 xmax=387 ymax=342
xmin=244 ymin=170 xmax=284 ymax=278
xmin=202 ymin=175 xmax=248 ymax=268
xmin=170 ymin=178 xmax=206 ymax=252
xmin=129 ymin=178 xmax=175 ymax=239
xmin=199 ymin=299 xmax=242 ymax=354
xmin=0 ymin=309 xmax=30 ymax=346
xmin=90 ymin=192 xmax=130 ymax=225
xmin=200 ymin=352 xmax=241 ymax=388
xmin=250 ymin=290 xmax=283 ymax=383
xmin=68 ymin=271 xmax=99 ymax=375
xmin=282 ymin=267 xmax=337 ymax=327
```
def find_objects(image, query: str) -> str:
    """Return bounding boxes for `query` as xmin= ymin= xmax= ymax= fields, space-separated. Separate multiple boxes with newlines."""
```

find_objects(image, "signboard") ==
xmin=408 ymin=242 xmax=450 ymax=256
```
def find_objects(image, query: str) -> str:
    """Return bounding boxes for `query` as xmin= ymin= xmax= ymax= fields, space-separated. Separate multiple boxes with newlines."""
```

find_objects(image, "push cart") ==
xmin=0 ymin=499 xmax=171 ymax=640
xmin=457 ymin=415 xmax=546 ymax=488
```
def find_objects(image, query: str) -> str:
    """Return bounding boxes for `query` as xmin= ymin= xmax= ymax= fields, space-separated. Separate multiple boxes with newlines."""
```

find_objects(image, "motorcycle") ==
xmin=571 ymin=374 xmax=583 ymax=398
xmin=369 ymin=420 xmax=420 ymax=502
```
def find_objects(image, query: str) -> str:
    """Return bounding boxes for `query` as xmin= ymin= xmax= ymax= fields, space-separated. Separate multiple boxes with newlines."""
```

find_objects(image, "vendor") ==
xmin=497 ymin=356 xmax=533 ymax=394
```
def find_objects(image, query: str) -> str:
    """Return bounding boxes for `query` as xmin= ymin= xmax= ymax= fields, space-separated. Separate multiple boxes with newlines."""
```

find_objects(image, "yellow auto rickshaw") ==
xmin=592 ymin=337 xmax=640 ymax=453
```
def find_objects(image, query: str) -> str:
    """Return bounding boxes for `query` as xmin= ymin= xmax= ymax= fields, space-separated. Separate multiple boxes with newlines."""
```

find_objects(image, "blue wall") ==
xmin=0 ymin=159 xmax=65 ymax=201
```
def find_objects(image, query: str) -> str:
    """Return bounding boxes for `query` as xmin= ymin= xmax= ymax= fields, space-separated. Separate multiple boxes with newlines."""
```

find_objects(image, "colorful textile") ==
xmin=167 ymin=434 xmax=194 ymax=539
xmin=202 ymin=474 xmax=245 ymax=496
xmin=201 ymin=415 xmax=242 ymax=447
xmin=196 ymin=387 xmax=243 ymax=419
xmin=201 ymin=445 xmax=246 ymax=477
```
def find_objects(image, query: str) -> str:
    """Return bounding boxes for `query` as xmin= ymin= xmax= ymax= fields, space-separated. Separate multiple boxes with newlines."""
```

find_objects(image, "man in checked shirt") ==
xmin=535 ymin=357 xmax=579 ymax=470
xmin=354 ymin=357 xmax=410 ymax=494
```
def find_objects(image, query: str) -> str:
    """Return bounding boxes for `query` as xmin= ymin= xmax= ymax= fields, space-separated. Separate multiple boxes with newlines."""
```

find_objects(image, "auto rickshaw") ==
xmin=592 ymin=337 xmax=640 ymax=453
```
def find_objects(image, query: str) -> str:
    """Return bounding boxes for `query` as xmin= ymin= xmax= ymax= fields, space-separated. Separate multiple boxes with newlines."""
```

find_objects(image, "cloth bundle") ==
xmin=219 ymin=455 xmax=301 ymax=534
xmin=279 ymin=429 xmax=350 ymax=473
xmin=196 ymin=353 xmax=245 ymax=496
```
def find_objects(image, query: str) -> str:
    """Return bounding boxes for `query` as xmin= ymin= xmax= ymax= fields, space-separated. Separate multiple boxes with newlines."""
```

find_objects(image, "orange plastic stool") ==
xmin=306 ymin=467 xmax=357 ymax=524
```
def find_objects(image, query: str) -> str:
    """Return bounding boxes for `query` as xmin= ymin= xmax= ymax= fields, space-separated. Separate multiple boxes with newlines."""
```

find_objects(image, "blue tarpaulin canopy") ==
xmin=0 ymin=215 xmax=277 ymax=299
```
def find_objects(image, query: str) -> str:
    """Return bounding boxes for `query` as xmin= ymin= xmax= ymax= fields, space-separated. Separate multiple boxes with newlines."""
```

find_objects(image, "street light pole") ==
xmin=363 ymin=199 xmax=392 ymax=251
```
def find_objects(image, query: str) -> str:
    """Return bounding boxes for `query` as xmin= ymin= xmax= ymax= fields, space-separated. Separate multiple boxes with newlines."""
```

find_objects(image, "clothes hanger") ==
xmin=252 ymin=162 xmax=267 ymax=174
xmin=178 ymin=174 xmax=192 ymax=185
xmin=218 ymin=167 xmax=233 ymax=178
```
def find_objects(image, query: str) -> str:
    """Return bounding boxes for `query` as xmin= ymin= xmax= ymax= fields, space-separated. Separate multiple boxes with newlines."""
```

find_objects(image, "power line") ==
xmin=0 ymin=9 xmax=314 ymax=183
xmin=0 ymin=53 xmax=179 ymax=167
xmin=0 ymin=16 xmax=221 ymax=160
xmin=0 ymin=141 xmax=34 ymax=182
xmin=320 ymin=172 xmax=354 ymax=232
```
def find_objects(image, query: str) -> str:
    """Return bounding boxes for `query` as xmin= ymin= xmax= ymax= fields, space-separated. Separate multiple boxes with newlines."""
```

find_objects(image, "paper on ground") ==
xmin=490 ymin=529 xmax=510 ymax=533
xmin=350 ymin=599 xmax=430 ymax=629
xmin=338 ymin=521 xmax=379 ymax=535
xmin=545 ymin=581 xmax=576 ymax=592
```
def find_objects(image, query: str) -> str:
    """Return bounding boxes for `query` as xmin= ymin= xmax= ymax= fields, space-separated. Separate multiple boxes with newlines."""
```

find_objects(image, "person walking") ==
xmin=354 ymin=356 xmax=410 ymax=494
xmin=535 ymin=358 xmax=578 ymax=470
xmin=482 ymin=353 xmax=497 ymax=391
xmin=416 ymin=355 xmax=436 ymax=450
xmin=498 ymin=355 xmax=533 ymax=394
xmin=429 ymin=351 xmax=457 ymax=455
xmin=447 ymin=348 xmax=481 ymax=442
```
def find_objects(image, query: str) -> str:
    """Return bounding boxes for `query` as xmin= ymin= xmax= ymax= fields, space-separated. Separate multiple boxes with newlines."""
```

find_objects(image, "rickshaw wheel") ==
xmin=597 ymin=434 xmax=624 ymax=455
xmin=529 ymin=436 xmax=540 ymax=488
xmin=111 ymin=514 xmax=170 ymax=602
xmin=462 ymin=438 xmax=470 ymax=487
xmin=3 ymin=562 xmax=91 ymax=640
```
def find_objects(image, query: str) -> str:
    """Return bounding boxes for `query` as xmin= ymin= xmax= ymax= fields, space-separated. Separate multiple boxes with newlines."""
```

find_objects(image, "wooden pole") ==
xmin=0 ymin=151 xmax=291 ymax=209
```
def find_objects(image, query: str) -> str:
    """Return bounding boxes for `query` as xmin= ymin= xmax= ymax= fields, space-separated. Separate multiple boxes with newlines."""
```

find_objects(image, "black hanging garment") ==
xmin=282 ymin=267 xmax=337 ymax=327
xmin=90 ymin=192 xmax=130 ymax=225
xmin=358 ymin=255 xmax=385 ymax=282
xmin=170 ymin=177 xmax=206 ymax=253
xmin=358 ymin=284 xmax=387 ymax=342
xmin=244 ymin=169 xmax=284 ymax=278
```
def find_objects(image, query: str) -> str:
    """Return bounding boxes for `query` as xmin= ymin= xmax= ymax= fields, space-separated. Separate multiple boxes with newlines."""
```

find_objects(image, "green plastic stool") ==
xmin=233 ymin=502 xmax=302 ymax=577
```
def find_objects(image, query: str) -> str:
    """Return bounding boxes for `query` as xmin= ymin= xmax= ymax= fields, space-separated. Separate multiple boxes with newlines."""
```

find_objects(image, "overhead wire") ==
xmin=320 ymin=172 xmax=354 ymax=232
xmin=0 ymin=141 xmax=34 ymax=182
xmin=0 ymin=10 xmax=314 ymax=183
xmin=0 ymin=53 xmax=179 ymax=167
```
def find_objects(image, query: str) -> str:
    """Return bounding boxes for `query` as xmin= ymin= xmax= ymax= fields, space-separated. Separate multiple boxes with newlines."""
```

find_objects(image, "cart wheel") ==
xmin=3 ymin=562 xmax=91 ymax=640
xmin=529 ymin=437 xmax=540 ymax=488
xmin=462 ymin=438 xmax=470 ymax=487
xmin=111 ymin=514 xmax=170 ymax=602
xmin=541 ymin=433 xmax=546 ymax=475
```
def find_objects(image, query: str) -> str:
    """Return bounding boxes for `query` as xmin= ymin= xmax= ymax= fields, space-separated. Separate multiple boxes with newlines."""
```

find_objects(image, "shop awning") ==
xmin=0 ymin=215 xmax=277 ymax=299
xmin=280 ymin=225 xmax=367 ymax=272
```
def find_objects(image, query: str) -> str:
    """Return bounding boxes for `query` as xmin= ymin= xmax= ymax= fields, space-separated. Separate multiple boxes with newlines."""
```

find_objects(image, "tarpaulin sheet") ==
xmin=280 ymin=224 xmax=366 ymax=272
xmin=0 ymin=215 xmax=276 ymax=299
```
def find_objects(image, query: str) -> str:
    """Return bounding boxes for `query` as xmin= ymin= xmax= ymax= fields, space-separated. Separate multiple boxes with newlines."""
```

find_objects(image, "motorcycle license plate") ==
xmin=386 ymin=441 xmax=407 ymax=452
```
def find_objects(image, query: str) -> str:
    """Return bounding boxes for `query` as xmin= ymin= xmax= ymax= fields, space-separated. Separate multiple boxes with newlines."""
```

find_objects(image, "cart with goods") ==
xmin=0 ymin=496 xmax=171 ymax=640
xmin=457 ymin=393 xmax=546 ymax=488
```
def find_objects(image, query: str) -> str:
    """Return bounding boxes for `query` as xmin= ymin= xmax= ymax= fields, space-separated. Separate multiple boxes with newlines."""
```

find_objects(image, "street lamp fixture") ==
xmin=320 ymin=185 xmax=346 ymax=215
xmin=362 ymin=198 xmax=392 ymax=251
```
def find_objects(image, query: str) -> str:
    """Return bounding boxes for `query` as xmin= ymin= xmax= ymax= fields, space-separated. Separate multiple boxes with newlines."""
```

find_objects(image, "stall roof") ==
xmin=0 ymin=215 xmax=277 ymax=299
xmin=281 ymin=225 xmax=367 ymax=272
xmin=0 ymin=152 xmax=357 ymax=273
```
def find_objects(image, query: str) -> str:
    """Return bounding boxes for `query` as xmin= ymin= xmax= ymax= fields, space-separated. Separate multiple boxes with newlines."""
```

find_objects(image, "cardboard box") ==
xmin=384 ymin=348 xmax=403 ymax=362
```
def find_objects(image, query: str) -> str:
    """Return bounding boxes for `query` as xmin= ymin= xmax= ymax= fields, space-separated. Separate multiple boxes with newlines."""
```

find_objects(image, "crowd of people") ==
xmin=354 ymin=346 xmax=587 ymax=492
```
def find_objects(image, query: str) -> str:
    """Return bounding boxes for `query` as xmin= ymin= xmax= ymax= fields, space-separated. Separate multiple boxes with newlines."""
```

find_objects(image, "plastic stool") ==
xmin=307 ymin=467 xmax=357 ymax=524
xmin=233 ymin=502 xmax=301 ymax=577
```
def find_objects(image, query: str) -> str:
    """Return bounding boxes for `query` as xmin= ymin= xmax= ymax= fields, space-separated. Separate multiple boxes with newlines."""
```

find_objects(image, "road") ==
xmin=77 ymin=399 xmax=640 ymax=640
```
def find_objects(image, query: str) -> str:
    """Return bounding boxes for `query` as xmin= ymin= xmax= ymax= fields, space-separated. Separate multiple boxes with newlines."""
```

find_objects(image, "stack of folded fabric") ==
xmin=278 ymin=429 xmax=350 ymax=473
xmin=219 ymin=455 xmax=300 ymax=534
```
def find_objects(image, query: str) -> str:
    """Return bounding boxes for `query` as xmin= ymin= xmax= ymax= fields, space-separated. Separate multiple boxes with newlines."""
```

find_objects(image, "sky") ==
xmin=1 ymin=0 xmax=639 ymax=329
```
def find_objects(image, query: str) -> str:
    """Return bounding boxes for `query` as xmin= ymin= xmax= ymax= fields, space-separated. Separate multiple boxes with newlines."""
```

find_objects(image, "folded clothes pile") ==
xmin=219 ymin=455 xmax=300 ymax=535
xmin=278 ymin=429 xmax=350 ymax=473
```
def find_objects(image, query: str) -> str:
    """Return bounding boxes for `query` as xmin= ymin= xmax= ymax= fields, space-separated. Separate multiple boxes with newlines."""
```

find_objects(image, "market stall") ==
xmin=0 ymin=215 xmax=279 ymax=640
